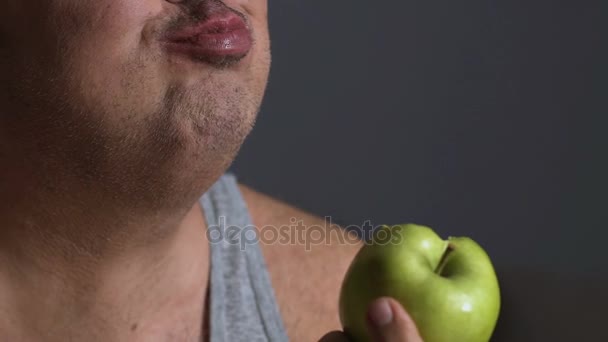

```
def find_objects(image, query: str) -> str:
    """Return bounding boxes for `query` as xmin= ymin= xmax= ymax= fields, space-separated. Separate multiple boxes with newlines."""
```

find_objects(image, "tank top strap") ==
xmin=199 ymin=174 xmax=288 ymax=342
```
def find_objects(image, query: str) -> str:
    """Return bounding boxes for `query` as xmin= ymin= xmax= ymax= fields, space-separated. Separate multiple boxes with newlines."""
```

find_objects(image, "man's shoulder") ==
xmin=238 ymin=184 xmax=362 ymax=341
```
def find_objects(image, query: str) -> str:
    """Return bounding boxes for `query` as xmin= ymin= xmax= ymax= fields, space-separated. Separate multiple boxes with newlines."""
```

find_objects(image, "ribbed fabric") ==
xmin=199 ymin=174 xmax=288 ymax=342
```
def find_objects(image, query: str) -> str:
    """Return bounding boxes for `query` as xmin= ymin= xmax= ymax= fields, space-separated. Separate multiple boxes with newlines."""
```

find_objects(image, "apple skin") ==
xmin=339 ymin=224 xmax=500 ymax=342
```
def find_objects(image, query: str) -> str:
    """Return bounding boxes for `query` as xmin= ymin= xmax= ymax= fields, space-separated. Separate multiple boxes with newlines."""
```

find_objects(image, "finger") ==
xmin=366 ymin=297 xmax=423 ymax=342
xmin=318 ymin=330 xmax=351 ymax=342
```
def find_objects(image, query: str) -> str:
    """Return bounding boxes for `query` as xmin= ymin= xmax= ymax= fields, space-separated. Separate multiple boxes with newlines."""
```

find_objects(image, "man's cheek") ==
xmin=60 ymin=1 xmax=157 ymax=46
xmin=231 ymin=0 xmax=268 ymax=20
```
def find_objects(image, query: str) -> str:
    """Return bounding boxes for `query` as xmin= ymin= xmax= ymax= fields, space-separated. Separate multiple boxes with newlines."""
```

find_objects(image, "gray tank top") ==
xmin=199 ymin=174 xmax=289 ymax=342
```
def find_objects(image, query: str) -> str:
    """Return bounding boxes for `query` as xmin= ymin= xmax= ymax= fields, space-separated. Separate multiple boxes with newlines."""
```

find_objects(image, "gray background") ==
xmin=232 ymin=0 xmax=607 ymax=340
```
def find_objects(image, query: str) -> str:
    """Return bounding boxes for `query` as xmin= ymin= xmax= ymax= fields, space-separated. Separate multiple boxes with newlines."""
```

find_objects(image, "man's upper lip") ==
xmin=165 ymin=11 xmax=249 ymax=42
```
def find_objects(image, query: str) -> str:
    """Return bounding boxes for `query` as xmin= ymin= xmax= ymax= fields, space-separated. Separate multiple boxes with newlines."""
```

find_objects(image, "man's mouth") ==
xmin=162 ymin=9 xmax=252 ymax=65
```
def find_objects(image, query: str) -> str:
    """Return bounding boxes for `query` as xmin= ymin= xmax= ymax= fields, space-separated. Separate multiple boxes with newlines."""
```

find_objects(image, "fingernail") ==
xmin=367 ymin=298 xmax=393 ymax=327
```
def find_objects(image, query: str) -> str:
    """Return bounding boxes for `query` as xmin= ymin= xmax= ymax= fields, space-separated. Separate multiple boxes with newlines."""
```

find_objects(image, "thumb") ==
xmin=366 ymin=297 xmax=423 ymax=342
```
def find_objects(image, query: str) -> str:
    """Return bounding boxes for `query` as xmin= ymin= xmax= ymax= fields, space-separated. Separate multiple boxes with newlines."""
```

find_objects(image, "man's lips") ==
xmin=163 ymin=11 xmax=252 ymax=62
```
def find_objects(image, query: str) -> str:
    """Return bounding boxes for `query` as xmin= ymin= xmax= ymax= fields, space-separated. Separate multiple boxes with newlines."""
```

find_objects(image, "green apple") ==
xmin=339 ymin=224 xmax=500 ymax=342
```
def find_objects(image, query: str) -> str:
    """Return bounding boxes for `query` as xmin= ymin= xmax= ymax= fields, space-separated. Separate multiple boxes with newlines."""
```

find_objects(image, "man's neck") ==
xmin=0 ymin=198 xmax=210 ymax=342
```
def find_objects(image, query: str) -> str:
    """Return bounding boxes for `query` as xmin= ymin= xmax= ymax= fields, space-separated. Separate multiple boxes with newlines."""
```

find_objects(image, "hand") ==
xmin=319 ymin=297 xmax=423 ymax=342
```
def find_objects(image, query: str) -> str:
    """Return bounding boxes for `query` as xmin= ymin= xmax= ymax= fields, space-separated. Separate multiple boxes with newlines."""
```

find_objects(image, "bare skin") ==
xmin=242 ymin=186 xmax=423 ymax=342
xmin=0 ymin=0 xmax=268 ymax=339
xmin=241 ymin=185 xmax=362 ymax=340
xmin=0 ymin=0 xmax=422 ymax=341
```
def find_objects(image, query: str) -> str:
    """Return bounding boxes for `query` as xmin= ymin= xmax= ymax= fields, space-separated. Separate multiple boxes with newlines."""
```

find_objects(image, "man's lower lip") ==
xmin=164 ymin=29 xmax=252 ymax=60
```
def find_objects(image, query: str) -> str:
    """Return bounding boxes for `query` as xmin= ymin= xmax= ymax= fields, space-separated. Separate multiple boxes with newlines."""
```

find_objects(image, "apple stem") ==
xmin=434 ymin=243 xmax=455 ymax=276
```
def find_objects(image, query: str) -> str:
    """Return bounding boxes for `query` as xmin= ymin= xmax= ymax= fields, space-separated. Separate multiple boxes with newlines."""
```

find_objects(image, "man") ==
xmin=0 ymin=0 xmax=422 ymax=341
